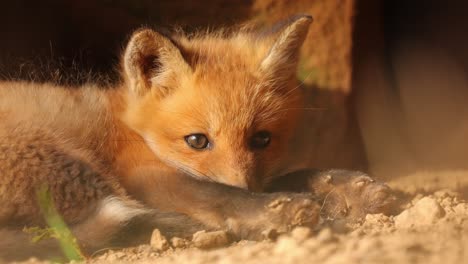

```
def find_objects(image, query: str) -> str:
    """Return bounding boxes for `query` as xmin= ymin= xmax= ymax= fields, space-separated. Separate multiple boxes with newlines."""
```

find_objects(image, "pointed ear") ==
xmin=122 ymin=28 xmax=192 ymax=97
xmin=259 ymin=15 xmax=313 ymax=82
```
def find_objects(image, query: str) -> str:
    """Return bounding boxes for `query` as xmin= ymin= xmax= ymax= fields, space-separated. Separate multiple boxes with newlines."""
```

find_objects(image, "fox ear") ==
xmin=259 ymin=15 xmax=313 ymax=83
xmin=122 ymin=29 xmax=192 ymax=97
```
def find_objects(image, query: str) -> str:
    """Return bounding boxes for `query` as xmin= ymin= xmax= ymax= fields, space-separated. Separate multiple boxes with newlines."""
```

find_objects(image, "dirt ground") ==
xmin=9 ymin=171 xmax=467 ymax=264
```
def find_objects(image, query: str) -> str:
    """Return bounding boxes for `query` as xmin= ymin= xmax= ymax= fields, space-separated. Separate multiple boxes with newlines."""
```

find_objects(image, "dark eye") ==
xmin=184 ymin=134 xmax=210 ymax=150
xmin=250 ymin=131 xmax=271 ymax=149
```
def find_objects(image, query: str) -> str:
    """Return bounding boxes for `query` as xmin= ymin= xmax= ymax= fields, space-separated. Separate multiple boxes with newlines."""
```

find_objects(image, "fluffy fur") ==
xmin=0 ymin=15 xmax=318 ymax=260
xmin=0 ymin=15 xmax=396 ymax=261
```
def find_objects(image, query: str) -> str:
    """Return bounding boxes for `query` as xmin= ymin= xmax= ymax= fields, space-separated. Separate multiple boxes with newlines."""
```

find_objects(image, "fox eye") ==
xmin=185 ymin=134 xmax=210 ymax=150
xmin=250 ymin=131 xmax=271 ymax=149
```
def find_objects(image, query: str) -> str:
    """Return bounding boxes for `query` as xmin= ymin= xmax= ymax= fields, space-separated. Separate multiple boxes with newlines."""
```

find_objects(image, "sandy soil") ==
xmin=11 ymin=171 xmax=467 ymax=264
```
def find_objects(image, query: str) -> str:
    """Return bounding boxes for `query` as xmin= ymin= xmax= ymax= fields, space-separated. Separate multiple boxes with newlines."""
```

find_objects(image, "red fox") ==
xmin=0 ymin=15 xmax=394 ymax=260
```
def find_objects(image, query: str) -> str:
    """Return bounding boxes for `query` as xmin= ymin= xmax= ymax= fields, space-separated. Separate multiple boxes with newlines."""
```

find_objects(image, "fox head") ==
xmin=121 ymin=15 xmax=312 ymax=191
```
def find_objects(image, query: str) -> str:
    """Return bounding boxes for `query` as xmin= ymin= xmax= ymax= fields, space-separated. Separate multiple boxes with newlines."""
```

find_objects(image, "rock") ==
xmin=316 ymin=228 xmax=336 ymax=243
xmin=453 ymin=203 xmax=468 ymax=215
xmin=395 ymin=197 xmax=445 ymax=229
xmin=192 ymin=230 xmax=230 ymax=249
xmin=171 ymin=237 xmax=190 ymax=248
xmin=261 ymin=228 xmax=280 ymax=240
xmin=365 ymin=213 xmax=390 ymax=224
xmin=291 ymin=227 xmax=312 ymax=242
xmin=440 ymin=197 xmax=455 ymax=209
xmin=363 ymin=213 xmax=393 ymax=229
xmin=114 ymin=252 xmax=125 ymax=259
xmin=274 ymin=236 xmax=299 ymax=254
xmin=150 ymin=229 xmax=170 ymax=251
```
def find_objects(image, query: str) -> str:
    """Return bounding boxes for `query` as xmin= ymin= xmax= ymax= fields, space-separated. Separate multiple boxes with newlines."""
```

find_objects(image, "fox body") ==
xmin=0 ymin=16 xmax=394 ymax=260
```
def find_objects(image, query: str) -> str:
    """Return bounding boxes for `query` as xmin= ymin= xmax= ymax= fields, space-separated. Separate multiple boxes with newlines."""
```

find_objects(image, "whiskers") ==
xmin=319 ymin=188 xmax=337 ymax=220
xmin=164 ymin=159 xmax=215 ymax=182
xmin=112 ymin=138 xmax=215 ymax=182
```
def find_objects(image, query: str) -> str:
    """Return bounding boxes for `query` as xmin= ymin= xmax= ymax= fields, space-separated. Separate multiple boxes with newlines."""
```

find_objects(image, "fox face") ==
xmin=122 ymin=16 xmax=312 ymax=191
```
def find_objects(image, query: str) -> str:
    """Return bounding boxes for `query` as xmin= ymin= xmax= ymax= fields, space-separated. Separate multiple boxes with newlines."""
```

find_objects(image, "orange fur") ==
xmin=119 ymin=16 xmax=311 ymax=190
xmin=0 ymin=15 xmax=316 ymax=259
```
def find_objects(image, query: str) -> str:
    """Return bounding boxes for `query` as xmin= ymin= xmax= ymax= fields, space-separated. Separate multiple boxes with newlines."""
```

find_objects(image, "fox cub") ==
xmin=0 ymin=15 xmax=394 ymax=260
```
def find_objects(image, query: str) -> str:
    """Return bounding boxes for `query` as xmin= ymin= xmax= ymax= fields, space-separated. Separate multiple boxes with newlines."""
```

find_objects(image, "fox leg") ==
xmin=123 ymin=167 xmax=321 ymax=240
xmin=0 ymin=127 xmax=319 ymax=259
xmin=266 ymin=169 xmax=397 ymax=222
xmin=0 ymin=197 xmax=146 ymax=261
xmin=0 ymin=129 xmax=204 ymax=260
xmin=0 ymin=197 xmax=206 ymax=261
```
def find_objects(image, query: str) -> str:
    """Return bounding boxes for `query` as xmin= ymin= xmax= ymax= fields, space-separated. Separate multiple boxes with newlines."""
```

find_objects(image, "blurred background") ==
xmin=1 ymin=0 xmax=468 ymax=193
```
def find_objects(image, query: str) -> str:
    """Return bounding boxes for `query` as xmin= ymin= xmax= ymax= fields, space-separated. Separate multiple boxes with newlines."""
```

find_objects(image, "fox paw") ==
xmin=307 ymin=170 xmax=396 ymax=222
xmin=265 ymin=193 xmax=320 ymax=231
xmin=231 ymin=193 xmax=320 ymax=240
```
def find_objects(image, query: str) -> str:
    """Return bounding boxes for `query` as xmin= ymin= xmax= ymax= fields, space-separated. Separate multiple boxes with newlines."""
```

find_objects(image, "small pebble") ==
xmin=395 ymin=197 xmax=445 ymax=229
xmin=150 ymin=229 xmax=170 ymax=251
xmin=192 ymin=230 xmax=231 ymax=249
xmin=171 ymin=237 xmax=190 ymax=248
xmin=316 ymin=228 xmax=336 ymax=243
xmin=261 ymin=228 xmax=280 ymax=240
xmin=291 ymin=227 xmax=312 ymax=242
